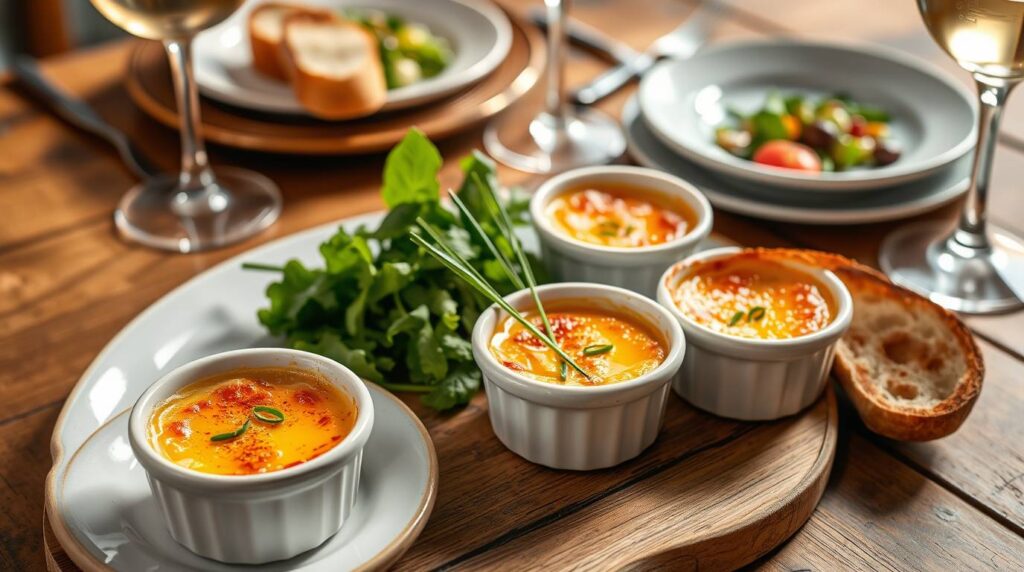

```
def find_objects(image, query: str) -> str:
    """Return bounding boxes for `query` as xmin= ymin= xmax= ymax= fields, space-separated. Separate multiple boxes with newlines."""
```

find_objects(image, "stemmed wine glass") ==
xmin=90 ymin=0 xmax=282 ymax=253
xmin=484 ymin=0 xmax=626 ymax=174
xmin=879 ymin=0 xmax=1024 ymax=313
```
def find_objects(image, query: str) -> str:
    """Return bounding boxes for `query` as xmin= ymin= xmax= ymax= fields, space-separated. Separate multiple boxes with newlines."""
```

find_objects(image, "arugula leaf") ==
xmin=293 ymin=332 xmax=386 ymax=383
xmin=422 ymin=365 xmax=481 ymax=410
xmin=381 ymin=128 xmax=441 ymax=207
xmin=371 ymin=203 xmax=422 ymax=239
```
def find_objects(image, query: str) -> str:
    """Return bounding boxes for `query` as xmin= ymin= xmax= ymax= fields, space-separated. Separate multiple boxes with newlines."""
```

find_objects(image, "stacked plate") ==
xmin=629 ymin=40 xmax=977 ymax=224
xmin=126 ymin=0 xmax=544 ymax=154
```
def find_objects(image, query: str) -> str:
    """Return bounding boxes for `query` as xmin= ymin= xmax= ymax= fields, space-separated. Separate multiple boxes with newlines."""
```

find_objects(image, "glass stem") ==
xmin=164 ymin=38 xmax=216 ymax=197
xmin=952 ymin=76 xmax=1017 ymax=250
xmin=544 ymin=0 xmax=568 ymax=125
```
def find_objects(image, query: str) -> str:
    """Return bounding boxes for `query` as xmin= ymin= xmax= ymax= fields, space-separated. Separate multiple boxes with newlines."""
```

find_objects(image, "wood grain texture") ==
xmin=0 ymin=0 xmax=1022 ymax=570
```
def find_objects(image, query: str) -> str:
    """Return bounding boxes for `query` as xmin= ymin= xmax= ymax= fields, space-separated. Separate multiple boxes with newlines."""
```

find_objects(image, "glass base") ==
xmin=879 ymin=221 xmax=1024 ymax=314
xmin=114 ymin=166 xmax=282 ymax=253
xmin=483 ymin=108 xmax=626 ymax=174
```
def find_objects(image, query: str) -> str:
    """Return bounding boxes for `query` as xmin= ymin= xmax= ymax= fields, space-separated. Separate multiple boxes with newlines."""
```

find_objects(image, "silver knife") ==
xmin=571 ymin=4 xmax=721 ymax=106
xmin=528 ymin=9 xmax=641 ymax=66
xmin=12 ymin=56 xmax=161 ymax=181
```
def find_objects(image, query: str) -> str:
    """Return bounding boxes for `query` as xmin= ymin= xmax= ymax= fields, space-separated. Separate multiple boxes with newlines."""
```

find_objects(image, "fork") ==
xmin=571 ymin=3 xmax=721 ymax=106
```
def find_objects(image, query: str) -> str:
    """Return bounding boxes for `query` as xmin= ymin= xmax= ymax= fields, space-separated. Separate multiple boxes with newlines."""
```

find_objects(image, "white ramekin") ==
xmin=530 ymin=166 xmax=713 ymax=298
xmin=657 ymin=247 xmax=853 ymax=421
xmin=128 ymin=348 xmax=374 ymax=564
xmin=472 ymin=283 xmax=685 ymax=470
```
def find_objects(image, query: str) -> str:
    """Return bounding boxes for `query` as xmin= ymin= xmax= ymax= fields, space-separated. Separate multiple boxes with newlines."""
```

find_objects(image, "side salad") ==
xmin=245 ymin=129 xmax=539 ymax=411
xmin=346 ymin=10 xmax=453 ymax=89
xmin=714 ymin=92 xmax=901 ymax=173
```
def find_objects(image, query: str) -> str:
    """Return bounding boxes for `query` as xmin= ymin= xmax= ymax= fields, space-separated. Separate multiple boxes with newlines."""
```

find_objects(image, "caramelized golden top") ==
xmin=673 ymin=253 xmax=836 ymax=340
xmin=148 ymin=367 xmax=357 ymax=476
xmin=489 ymin=304 xmax=666 ymax=386
xmin=545 ymin=184 xmax=697 ymax=248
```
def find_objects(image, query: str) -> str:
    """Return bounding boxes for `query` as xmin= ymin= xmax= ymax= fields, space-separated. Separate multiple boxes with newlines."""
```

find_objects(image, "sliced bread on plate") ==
xmin=279 ymin=12 xmax=388 ymax=120
xmin=249 ymin=3 xmax=319 ymax=81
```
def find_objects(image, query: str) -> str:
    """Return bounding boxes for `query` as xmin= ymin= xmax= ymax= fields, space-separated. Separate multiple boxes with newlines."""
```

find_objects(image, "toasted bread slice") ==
xmin=830 ymin=267 xmax=983 ymax=441
xmin=750 ymin=248 xmax=983 ymax=441
xmin=249 ymin=3 xmax=311 ymax=81
xmin=279 ymin=12 xmax=387 ymax=120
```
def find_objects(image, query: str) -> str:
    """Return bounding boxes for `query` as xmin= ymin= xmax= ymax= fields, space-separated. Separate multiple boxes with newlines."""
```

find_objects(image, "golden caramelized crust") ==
xmin=545 ymin=184 xmax=697 ymax=248
xmin=490 ymin=305 xmax=666 ymax=386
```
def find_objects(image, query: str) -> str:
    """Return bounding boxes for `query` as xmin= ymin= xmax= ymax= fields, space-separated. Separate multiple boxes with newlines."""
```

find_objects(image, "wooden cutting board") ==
xmin=45 ymin=387 xmax=837 ymax=570
xmin=122 ymin=8 xmax=544 ymax=155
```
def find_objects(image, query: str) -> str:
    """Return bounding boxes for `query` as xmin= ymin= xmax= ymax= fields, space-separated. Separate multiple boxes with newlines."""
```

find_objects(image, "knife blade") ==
xmin=12 ymin=56 xmax=161 ymax=181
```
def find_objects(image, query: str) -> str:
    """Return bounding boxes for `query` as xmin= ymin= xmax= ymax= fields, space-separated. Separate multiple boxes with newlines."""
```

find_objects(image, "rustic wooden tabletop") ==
xmin=3 ymin=0 xmax=1024 ymax=570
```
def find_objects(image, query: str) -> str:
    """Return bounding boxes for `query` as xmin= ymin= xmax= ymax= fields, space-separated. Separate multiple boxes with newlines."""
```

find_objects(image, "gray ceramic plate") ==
xmin=638 ymin=40 xmax=976 ymax=192
xmin=624 ymin=95 xmax=970 ymax=225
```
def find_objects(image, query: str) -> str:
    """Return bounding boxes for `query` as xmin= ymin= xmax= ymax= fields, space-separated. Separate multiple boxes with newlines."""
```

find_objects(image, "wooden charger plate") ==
xmin=46 ymin=390 xmax=837 ymax=570
xmin=124 ymin=9 xmax=544 ymax=155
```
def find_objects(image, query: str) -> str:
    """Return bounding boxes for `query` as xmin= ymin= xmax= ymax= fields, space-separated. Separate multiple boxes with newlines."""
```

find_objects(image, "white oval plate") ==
xmin=45 ymin=212 xmax=442 ymax=572
xmin=193 ymin=0 xmax=513 ymax=116
xmin=56 ymin=385 xmax=435 ymax=571
xmin=624 ymin=95 xmax=970 ymax=225
xmin=638 ymin=40 xmax=976 ymax=192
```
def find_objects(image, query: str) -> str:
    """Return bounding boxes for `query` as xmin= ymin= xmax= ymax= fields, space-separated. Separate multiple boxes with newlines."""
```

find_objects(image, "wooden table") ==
xmin=3 ymin=0 xmax=1024 ymax=569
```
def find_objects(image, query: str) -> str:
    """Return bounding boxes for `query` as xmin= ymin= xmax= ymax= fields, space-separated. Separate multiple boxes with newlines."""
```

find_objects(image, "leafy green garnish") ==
xmin=211 ymin=419 xmax=250 ymax=442
xmin=246 ymin=129 xmax=538 ymax=410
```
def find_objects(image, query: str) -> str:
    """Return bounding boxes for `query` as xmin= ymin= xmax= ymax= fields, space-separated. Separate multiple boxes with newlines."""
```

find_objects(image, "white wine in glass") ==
xmin=91 ymin=0 xmax=282 ymax=252
xmin=879 ymin=0 xmax=1024 ymax=313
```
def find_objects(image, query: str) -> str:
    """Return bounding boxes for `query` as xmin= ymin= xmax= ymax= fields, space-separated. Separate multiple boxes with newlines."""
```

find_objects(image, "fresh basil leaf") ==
xmin=372 ymin=203 xmax=422 ymax=239
xmin=382 ymin=128 xmax=441 ymax=207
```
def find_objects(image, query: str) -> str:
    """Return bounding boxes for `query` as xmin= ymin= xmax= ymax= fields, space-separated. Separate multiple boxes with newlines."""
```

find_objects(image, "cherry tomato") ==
xmin=752 ymin=140 xmax=822 ymax=172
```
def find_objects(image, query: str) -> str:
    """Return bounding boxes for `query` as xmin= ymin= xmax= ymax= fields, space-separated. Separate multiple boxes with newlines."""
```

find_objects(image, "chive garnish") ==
xmin=748 ymin=306 xmax=766 ymax=322
xmin=253 ymin=406 xmax=285 ymax=424
xmin=211 ymin=419 xmax=250 ymax=442
xmin=582 ymin=344 xmax=614 ymax=356
xmin=728 ymin=311 xmax=745 ymax=326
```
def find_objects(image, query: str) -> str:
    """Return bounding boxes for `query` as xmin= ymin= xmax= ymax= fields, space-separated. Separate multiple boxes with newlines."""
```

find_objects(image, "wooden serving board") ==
xmin=123 ymin=9 xmax=544 ymax=155
xmin=45 ymin=386 xmax=837 ymax=570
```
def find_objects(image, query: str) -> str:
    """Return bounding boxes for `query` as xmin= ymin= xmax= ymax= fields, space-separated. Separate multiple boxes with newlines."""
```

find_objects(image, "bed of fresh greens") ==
xmin=244 ymin=129 xmax=540 ymax=411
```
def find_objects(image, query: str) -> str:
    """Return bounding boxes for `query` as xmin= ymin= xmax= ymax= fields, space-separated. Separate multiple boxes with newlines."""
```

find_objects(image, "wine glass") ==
xmin=90 ymin=0 xmax=281 ymax=253
xmin=879 ymin=0 xmax=1024 ymax=313
xmin=483 ymin=0 xmax=626 ymax=174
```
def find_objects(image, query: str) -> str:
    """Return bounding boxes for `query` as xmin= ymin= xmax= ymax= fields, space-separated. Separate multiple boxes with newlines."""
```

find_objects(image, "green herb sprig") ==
xmin=728 ymin=306 xmax=767 ymax=327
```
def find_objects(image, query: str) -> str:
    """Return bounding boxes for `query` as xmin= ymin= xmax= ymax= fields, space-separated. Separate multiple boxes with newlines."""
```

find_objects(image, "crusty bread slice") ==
xmin=249 ymin=3 xmax=312 ymax=81
xmin=746 ymin=248 xmax=983 ymax=440
xmin=279 ymin=12 xmax=387 ymax=120
xmin=830 ymin=267 xmax=983 ymax=441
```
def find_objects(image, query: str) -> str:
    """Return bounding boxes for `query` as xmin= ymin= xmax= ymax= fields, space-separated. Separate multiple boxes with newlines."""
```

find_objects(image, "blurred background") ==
xmin=0 ymin=0 xmax=122 ymax=69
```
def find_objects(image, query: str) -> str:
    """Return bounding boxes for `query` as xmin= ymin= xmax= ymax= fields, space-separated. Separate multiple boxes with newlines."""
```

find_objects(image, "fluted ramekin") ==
xmin=472 ymin=283 xmax=685 ymax=470
xmin=530 ymin=166 xmax=713 ymax=298
xmin=657 ymin=247 xmax=852 ymax=421
xmin=128 ymin=348 xmax=374 ymax=564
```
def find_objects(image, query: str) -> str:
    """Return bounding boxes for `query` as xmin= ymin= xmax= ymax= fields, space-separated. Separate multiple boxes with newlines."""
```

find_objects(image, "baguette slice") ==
xmin=764 ymin=248 xmax=983 ymax=441
xmin=249 ymin=3 xmax=315 ymax=81
xmin=279 ymin=12 xmax=387 ymax=120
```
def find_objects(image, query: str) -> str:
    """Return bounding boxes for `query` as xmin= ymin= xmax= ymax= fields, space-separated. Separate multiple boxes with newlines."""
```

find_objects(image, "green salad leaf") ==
xmin=247 ymin=129 xmax=539 ymax=410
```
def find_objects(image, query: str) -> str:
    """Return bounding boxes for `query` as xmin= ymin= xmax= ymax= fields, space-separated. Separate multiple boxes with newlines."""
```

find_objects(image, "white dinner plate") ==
xmin=45 ymin=212 xmax=441 ymax=572
xmin=638 ymin=40 xmax=976 ymax=192
xmin=193 ymin=0 xmax=513 ymax=116
xmin=623 ymin=96 xmax=971 ymax=225
xmin=55 ymin=385 xmax=435 ymax=571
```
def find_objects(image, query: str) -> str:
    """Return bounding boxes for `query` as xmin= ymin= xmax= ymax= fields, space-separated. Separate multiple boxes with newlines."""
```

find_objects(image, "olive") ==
xmin=800 ymin=120 xmax=839 ymax=150
xmin=874 ymin=143 xmax=902 ymax=166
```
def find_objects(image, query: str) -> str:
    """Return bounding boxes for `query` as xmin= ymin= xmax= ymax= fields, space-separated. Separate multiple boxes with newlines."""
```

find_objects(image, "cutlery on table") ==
xmin=528 ymin=8 xmax=641 ymax=66
xmin=571 ymin=4 xmax=721 ymax=106
xmin=11 ymin=56 xmax=160 ymax=181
